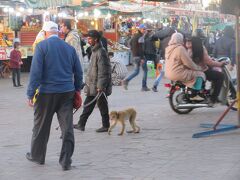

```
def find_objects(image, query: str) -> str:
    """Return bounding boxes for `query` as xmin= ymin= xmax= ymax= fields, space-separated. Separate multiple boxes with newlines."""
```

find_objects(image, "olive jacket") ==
xmin=84 ymin=43 xmax=112 ymax=96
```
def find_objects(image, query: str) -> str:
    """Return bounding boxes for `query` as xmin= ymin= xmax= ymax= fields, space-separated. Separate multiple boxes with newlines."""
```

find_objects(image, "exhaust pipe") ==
xmin=177 ymin=103 xmax=209 ymax=109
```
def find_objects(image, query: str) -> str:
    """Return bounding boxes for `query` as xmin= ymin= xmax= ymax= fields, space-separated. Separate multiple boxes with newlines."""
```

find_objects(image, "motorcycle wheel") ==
xmin=169 ymin=89 xmax=193 ymax=114
xmin=226 ymin=84 xmax=237 ymax=111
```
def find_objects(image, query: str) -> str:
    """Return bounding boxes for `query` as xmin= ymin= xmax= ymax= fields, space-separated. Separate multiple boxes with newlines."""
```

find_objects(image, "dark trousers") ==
xmin=78 ymin=94 xmax=110 ymax=128
xmin=205 ymin=68 xmax=224 ymax=101
xmin=30 ymin=91 xmax=75 ymax=165
xmin=12 ymin=68 xmax=21 ymax=86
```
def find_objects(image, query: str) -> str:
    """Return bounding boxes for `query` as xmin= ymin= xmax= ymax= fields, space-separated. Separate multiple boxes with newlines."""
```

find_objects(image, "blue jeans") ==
xmin=125 ymin=56 xmax=148 ymax=88
xmin=153 ymin=71 xmax=164 ymax=87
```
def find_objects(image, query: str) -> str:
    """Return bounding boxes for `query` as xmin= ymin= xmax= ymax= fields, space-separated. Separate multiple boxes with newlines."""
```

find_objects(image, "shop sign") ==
xmin=0 ymin=48 xmax=7 ymax=60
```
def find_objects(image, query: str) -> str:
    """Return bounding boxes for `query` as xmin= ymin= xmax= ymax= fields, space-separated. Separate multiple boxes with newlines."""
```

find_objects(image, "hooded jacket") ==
xmin=165 ymin=43 xmax=205 ymax=88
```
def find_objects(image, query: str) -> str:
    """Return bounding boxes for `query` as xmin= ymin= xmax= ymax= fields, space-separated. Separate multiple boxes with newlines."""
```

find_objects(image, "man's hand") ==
xmin=97 ymin=88 xmax=103 ymax=92
xmin=27 ymin=99 xmax=34 ymax=107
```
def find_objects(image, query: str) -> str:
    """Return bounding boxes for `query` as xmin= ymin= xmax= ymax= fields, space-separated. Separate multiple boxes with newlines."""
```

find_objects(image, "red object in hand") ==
xmin=73 ymin=91 xmax=82 ymax=109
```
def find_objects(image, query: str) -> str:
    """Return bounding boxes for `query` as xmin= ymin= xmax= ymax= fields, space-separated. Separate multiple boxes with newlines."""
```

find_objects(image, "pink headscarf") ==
xmin=168 ymin=32 xmax=184 ymax=46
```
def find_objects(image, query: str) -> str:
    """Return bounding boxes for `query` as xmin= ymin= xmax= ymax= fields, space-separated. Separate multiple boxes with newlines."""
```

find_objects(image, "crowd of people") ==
xmin=9 ymin=19 xmax=234 ymax=171
xmin=120 ymin=24 xmax=236 ymax=101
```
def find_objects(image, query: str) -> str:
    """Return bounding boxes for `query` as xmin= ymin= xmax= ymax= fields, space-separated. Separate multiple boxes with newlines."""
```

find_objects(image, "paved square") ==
xmin=0 ymin=71 xmax=239 ymax=180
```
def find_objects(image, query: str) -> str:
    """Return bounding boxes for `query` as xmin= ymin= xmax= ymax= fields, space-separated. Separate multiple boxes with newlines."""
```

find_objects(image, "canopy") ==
xmin=210 ymin=22 xmax=234 ymax=31
xmin=25 ymin=0 xmax=73 ymax=9
xmin=108 ymin=1 xmax=156 ymax=13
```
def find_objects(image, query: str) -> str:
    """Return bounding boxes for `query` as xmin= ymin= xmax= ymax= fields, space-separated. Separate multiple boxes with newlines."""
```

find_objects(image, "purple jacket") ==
xmin=10 ymin=49 xmax=21 ymax=69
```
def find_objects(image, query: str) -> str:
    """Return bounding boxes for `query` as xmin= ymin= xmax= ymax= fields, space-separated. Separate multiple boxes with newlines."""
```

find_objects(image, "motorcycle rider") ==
xmin=165 ymin=32 xmax=205 ymax=101
xmin=185 ymin=36 xmax=225 ymax=106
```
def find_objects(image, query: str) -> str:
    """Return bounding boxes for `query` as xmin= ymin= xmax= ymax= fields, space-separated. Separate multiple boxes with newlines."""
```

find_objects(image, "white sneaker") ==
xmin=189 ymin=95 xmax=204 ymax=101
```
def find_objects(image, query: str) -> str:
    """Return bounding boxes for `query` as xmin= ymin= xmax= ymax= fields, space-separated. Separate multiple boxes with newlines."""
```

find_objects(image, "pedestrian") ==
xmin=186 ymin=36 xmax=225 ymax=106
xmin=144 ymin=29 xmax=158 ymax=69
xmin=10 ymin=38 xmax=23 ymax=87
xmin=60 ymin=19 xmax=84 ymax=76
xmin=73 ymin=30 xmax=112 ymax=133
xmin=122 ymin=24 xmax=150 ymax=91
xmin=26 ymin=21 xmax=83 ymax=171
xmin=213 ymin=26 xmax=236 ymax=69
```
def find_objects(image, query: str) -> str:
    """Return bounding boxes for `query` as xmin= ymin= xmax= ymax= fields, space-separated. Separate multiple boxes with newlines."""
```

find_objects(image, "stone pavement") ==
xmin=0 ymin=71 xmax=240 ymax=180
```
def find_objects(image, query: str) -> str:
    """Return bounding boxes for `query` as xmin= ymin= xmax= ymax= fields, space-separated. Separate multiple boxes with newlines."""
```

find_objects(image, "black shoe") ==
xmin=60 ymin=159 xmax=72 ymax=171
xmin=62 ymin=164 xmax=72 ymax=171
xmin=152 ymin=86 xmax=158 ymax=92
xmin=208 ymin=98 xmax=216 ymax=107
xmin=26 ymin=152 xmax=44 ymax=165
xmin=96 ymin=127 xmax=109 ymax=133
xmin=13 ymin=85 xmax=17 ymax=87
xmin=73 ymin=124 xmax=85 ymax=131
xmin=141 ymin=87 xmax=151 ymax=91
xmin=18 ymin=84 xmax=23 ymax=87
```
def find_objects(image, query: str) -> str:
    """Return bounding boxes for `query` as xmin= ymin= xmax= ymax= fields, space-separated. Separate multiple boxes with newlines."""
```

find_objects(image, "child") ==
xmin=10 ymin=38 xmax=22 ymax=87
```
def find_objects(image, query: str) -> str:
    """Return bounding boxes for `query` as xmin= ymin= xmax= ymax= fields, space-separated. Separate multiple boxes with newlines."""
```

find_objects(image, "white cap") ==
xmin=13 ymin=38 xmax=20 ymax=43
xmin=42 ymin=21 xmax=58 ymax=32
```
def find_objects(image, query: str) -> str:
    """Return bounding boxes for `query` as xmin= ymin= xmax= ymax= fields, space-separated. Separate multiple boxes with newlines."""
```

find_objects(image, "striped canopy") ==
xmin=25 ymin=0 xmax=73 ymax=9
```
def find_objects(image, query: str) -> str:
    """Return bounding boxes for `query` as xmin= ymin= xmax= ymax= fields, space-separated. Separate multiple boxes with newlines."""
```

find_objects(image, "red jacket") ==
xmin=10 ymin=49 xmax=22 ymax=69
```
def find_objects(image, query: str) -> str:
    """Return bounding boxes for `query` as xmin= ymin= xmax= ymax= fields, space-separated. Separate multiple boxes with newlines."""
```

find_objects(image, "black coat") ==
xmin=213 ymin=36 xmax=236 ymax=65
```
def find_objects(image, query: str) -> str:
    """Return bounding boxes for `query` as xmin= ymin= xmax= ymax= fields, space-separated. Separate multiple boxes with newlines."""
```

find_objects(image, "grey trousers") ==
xmin=30 ymin=91 xmax=75 ymax=165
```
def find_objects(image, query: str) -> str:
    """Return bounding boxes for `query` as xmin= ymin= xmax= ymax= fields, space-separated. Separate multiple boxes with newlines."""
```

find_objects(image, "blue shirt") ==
xmin=27 ymin=36 xmax=83 ymax=99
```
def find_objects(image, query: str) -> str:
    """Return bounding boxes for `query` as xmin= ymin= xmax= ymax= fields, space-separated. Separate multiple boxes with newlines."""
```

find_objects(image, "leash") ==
xmin=83 ymin=91 xmax=103 ymax=108
xmin=56 ymin=91 xmax=108 ymax=131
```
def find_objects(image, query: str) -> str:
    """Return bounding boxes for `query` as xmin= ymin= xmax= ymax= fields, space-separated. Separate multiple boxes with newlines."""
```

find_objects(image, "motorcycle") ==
xmin=165 ymin=57 xmax=237 ymax=114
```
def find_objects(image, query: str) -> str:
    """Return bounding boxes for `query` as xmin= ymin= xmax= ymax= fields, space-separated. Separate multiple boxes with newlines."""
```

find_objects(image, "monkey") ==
xmin=108 ymin=108 xmax=140 ymax=136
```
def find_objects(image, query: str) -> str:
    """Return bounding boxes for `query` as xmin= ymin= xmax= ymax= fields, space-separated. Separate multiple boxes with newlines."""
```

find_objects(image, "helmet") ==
xmin=193 ymin=29 xmax=205 ymax=39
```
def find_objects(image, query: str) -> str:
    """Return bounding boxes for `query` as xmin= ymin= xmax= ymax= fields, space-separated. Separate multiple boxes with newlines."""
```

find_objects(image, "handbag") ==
xmin=73 ymin=91 xmax=82 ymax=109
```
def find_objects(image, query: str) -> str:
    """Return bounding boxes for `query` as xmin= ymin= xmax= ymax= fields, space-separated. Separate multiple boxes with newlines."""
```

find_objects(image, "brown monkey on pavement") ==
xmin=108 ymin=108 xmax=140 ymax=135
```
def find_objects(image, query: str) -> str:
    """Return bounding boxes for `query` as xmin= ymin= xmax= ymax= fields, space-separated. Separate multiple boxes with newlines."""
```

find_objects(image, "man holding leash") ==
xmin=26 ymin=21 xmax=83 ymax=171
xmin=74 ymin=30 xmax=112 ymax=133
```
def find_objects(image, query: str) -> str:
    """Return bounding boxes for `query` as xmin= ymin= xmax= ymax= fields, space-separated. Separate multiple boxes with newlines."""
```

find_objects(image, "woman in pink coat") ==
xmin=186 ymin=36 xmax=225 ymax=105
xmin=10 ymin=39 xmax=22 ymax=87
xmin=165 ymin=33 xmax=205 ymax=94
